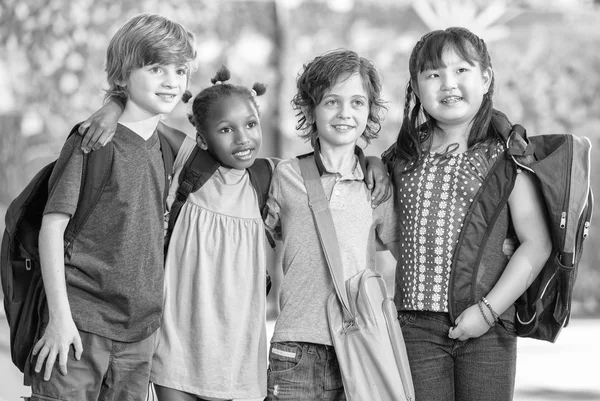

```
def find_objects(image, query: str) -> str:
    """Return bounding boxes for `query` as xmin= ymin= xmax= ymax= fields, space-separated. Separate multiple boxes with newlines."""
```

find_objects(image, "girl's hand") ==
xmin=77 ymin=100 xmax=123 ymax=153
xmin=448 ymin=304 xmax=491 ymax=341
xmin=365 ymin=156 xmax=392 ymax=208
xmin=32 ymin=315 xmax=83 ymax=381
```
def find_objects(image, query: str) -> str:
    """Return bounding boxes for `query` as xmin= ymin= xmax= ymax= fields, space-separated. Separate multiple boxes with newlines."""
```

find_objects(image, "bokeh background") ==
xmin=1 ymin=0 xmax=599 ymax=400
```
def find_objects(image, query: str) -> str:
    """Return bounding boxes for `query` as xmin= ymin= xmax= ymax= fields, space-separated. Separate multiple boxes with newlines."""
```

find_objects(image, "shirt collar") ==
xmin=313 ymin=139 xmax=367 ymax=180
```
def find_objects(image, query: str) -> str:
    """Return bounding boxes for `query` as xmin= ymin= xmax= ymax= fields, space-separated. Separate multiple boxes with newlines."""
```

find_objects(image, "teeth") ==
xmin=234 ymin=149 xmax=251 ymax=157
xmin=442 ymin=96 xmax=462 ymax=104
xmin=333 ymin=125 xmax=353 ymax=132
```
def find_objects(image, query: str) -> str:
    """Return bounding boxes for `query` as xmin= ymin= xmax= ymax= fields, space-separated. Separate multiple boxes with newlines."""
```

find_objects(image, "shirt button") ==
xmin=335 ymin=190 xmax=341 ymax=196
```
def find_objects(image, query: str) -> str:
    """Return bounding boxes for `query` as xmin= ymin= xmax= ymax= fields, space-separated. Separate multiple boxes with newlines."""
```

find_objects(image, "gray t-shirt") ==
xmin=44 ymin=124 xmax=165 ymax=342
xmin=265 ymin=151 xmax=397 ymax=346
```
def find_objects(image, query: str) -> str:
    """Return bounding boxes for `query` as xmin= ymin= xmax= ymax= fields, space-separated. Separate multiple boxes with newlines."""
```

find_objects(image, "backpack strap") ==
xmin=63 ymin=124 xmax=114 ymax=253
xmin=157 ymin=131 xmax=175 ymax=206
xmin=248 ymin=158 xmax=278 ymax=249
xmin=165 ymin=146 xmax=219 ymax=249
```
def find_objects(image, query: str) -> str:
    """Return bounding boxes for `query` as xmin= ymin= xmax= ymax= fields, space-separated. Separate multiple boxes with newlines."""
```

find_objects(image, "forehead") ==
xmin=325 ymin=73 xmax=367 ymax=97
xmin=208 ymin=95 xmax=257 ymax=123
xmin=419 ymin=42 xmax=478 ymax=72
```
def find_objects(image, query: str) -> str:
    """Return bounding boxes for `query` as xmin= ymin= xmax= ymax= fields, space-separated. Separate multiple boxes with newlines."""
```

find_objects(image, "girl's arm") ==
xmin=365 ymin=156 xmax=392 ymax=208
xmin=449 ymin=171 xmax=551 ymax=340
xmin=78 ymin=99 xmax=124 ymax=153
xmin=33 ymin=213 xmax=83 ymax=380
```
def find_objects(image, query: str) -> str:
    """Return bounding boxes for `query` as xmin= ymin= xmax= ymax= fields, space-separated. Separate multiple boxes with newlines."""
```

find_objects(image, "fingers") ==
xmin=58 ymin=346 xmax=69 ymax=377
xmin=73 ymin=334 xmax=83 ymax=361
xmin=365 ymin=169 xmax=375 ymax=190
xmin=448 ymin=326 xmax=469 ymax=341
xmin=44 ymin=350 xmax=58 ymax=381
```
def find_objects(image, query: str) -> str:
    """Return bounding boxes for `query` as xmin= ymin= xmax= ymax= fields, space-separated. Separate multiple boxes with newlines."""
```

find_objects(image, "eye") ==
xmin=427 ymin=72 xmax=439 ymax=79
xmin=220 ymin=127 xmax=233 ymax=134
xmin=149 ymin=66 xmax=162 ymax=74
xmin=457 ymin=67 xmax=469 ymax=74
xmin=352 ymin=99 xmax=365 ymax=107
xmin=176 ymin=68 xmax=188 ymax=76
xmin=247 ymin=120 xmax=258 ymax=129
xmin=324 ymin=99 xmax=338 ymax=107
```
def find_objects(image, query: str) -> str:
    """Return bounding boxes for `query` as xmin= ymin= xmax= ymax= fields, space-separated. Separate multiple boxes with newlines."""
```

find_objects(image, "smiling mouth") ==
xmin=233 ymin=148 xmax=253 ymax=159
xmin=157 ymin=93 xmax=177 ymax=100
xmin=332 ymin=124 xmax=355 ymax=132
xmin=441 ymin=96 xmax=463 ymax=104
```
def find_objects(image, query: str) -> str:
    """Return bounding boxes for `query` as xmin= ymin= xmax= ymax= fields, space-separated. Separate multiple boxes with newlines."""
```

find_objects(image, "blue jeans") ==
xmin=398 ymin=311 xmax=517 ymax=401
xmin=30 ymin=329 xmax=156 ymax=401
xmin=266 ymin=342 xmax=345 ymax=401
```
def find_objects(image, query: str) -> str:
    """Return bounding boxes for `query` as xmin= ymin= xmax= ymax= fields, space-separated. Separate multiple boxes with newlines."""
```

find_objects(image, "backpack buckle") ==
xmin=25 ymin=259 xmax=32 ymax=271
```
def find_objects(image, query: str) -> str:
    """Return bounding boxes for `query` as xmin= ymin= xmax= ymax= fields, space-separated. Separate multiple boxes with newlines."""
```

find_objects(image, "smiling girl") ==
xmin=383 ymin=27 xmax=551 ymax=400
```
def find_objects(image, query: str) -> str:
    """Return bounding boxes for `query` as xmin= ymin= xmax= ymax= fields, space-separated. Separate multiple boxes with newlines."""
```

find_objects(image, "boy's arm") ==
xmin=365 ymin=156 xmax=392 ymax=208
xmin=33 ymin=213 xmax=83 ymax=381
xmin=78 ymin=99 xmax=124 ymax=153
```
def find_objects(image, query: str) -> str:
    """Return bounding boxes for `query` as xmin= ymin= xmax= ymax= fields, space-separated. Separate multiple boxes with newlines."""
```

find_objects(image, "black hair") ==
xmin=186 ymin=65 xmax=267 ymax=134
xmin=390 ymin=27 xmax=496 ymax=172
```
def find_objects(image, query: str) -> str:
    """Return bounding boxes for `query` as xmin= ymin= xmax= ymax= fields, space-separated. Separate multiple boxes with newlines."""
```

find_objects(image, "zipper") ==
xmin=561 ymin=136 xmax=573 ymax=265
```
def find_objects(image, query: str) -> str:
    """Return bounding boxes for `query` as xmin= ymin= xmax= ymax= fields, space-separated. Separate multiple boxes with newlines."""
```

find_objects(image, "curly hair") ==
xmin=291 ymin=49 xmax=386 ymax=147
xmin=186 ymin=65 xmax=267 ymax=135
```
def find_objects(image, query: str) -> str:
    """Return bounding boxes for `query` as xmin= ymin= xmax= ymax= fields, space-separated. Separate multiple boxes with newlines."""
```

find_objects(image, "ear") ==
xmin=482 ymin=67 xmax=493 ymax=94
xmin=300 ymin=105 xmax=314 ymax=124
xmin=196 ymin=133 xmax=208 ymax=150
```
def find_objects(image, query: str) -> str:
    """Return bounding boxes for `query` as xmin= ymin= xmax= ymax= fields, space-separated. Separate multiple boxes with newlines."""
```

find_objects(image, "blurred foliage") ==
xmin=1 ymin=0 xmax=599 ymax=316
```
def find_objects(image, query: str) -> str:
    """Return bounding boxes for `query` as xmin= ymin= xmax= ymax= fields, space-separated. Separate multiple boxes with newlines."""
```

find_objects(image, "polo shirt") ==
xmin=265 ymin=142 xmax=397 ymax=346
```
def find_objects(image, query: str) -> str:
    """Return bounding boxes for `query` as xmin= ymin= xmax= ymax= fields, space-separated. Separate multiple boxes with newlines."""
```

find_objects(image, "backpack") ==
xmin=505 ymin=122 xmax=594 ymax=342
xmin=164 ymin=145 xmax=277 ymax=294
xmin=1 ymin=123 xmax=174 ymax=383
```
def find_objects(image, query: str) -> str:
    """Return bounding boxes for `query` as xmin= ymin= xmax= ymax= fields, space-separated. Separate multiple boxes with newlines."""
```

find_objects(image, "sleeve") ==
xmin=374 ymin=193 xmax=398 ymax=247
xmin=264 ymin=162 xmax=283 ymax=241
xmin=44 ymin=133 xmax=85 ymax=217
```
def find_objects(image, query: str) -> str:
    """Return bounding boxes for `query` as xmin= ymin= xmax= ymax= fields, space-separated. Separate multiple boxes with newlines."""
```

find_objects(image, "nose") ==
xmin=337 ymin=103 xmax=350 ymax=119
xmin=235 ymin=128 xmax=251 ymax=145
xmin=441 ymin=74 xmax=457 ymax=92
xmin=162 ymin=70 xmax=178 ymax=89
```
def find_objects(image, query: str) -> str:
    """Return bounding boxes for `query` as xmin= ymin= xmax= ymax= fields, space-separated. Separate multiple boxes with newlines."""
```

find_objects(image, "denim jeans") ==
xmin=30 ymin=329 xmax=156 ymax=401
xmin=398 ymin=311 xmax=517 ymax=401
xmin=266 ymin=342 xmax=346 ymax=401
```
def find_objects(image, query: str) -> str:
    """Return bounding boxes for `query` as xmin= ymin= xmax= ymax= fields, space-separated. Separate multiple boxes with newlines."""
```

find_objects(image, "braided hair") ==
xmin=390 ymin=27 xmax=495 ymax=172
xmin=186 ymin=65 xmax=267 ymax=134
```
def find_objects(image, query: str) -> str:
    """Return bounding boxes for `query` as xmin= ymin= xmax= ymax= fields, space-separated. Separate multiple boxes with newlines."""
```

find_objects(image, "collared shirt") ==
xmin=265 ymin=144 xmax=397 ymax=345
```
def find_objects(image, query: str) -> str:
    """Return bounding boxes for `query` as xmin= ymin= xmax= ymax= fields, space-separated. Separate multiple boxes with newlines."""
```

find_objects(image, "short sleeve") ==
xmin=44 ymin=133 xmax=85 ymax=217
xmin=374 ymin=194 xmax=398 ymax=246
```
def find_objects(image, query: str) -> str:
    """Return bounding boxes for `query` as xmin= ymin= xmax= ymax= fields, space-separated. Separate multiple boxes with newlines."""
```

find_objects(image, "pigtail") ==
xmin=211 ymin=65 xmax=231 ymax=84
xmin=182 ymin=89 xmax=192 ymax=103
xmin=252 ymin=82 xmax=267 ymax=97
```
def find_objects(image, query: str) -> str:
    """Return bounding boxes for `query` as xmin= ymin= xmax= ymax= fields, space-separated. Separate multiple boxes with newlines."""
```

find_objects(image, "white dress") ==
xmin=151 ymin=137 xmax=267 ymax=399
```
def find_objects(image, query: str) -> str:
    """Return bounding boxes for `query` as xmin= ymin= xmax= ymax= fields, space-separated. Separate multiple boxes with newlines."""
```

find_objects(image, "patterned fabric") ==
xmin=395 ymin=141 xmax=504 ymax=312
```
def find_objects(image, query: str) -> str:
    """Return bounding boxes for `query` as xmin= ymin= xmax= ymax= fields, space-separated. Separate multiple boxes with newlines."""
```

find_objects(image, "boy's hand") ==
xmin=32 ymin=316 xmax=83 ymax=381
xmin=448 ymin=304 xmax=491 ymax=341
xmin=365 ymin=156 xmax=392 ymax=208
xmin=78 ymin=101 xmax=123 ymax=153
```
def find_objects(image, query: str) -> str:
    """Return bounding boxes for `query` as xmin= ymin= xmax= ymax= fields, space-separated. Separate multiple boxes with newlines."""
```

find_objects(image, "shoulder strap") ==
xmin=248 ymin=158 xmax=277 ymax=248
xmin=165 ymin=146 xmax=219 ymax=248
xmin=297 ymin=156 xmax=353 ymax=321
xmin=64 ymin=124 xmax=114 ymax=251
xmin=158 ymin=132 xmax=175 ymax=206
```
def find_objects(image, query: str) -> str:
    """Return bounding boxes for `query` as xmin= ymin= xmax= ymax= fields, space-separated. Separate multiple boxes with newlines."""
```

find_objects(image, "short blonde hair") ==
xmin=105 ymin=13 xmax=197 ymax=103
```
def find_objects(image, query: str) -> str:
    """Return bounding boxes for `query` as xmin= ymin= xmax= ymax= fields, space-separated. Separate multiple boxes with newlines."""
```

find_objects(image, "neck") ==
xmin=318 ymin=141 xmax=356 ymax=174
xmin=432 ymin=121 xmax=471 ymax=152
